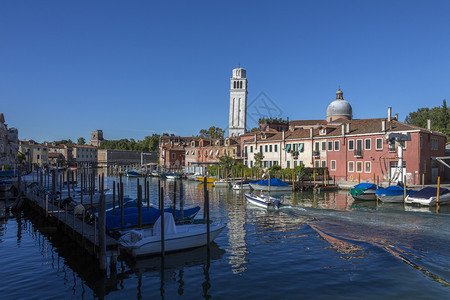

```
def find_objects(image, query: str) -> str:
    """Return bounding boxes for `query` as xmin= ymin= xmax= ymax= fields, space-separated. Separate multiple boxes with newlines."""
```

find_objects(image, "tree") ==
xmin=218 ymin=155 xmax=236 ymax=171
xmin=77 ymin=137 xmax=86 ymax=145
xmin=254 ymin=152 xmax=264 ymax=169
xmin=405 ymin=100 xmax=450 ymax=140
xmin=198 ymin=126 xmax=225 ymax=139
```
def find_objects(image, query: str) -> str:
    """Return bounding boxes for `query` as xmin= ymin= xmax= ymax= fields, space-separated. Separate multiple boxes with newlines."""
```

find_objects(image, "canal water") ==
xmin=1 ymin=175 xmax=449 ymax=299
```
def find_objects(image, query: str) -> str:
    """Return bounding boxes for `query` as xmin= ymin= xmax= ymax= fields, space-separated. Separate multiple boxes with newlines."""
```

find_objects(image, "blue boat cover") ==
xmin=354 ymin=183 xmax=377 ymax=190
xmin=376 ymin=185 xmax=416 ymax=196
xmin=408 ymin=187 xmax=449 ymax=198
xmin=105 ymin=206 xmax=200 ymax=231
xmin=255 ymin=178 xmax=290 ymax=186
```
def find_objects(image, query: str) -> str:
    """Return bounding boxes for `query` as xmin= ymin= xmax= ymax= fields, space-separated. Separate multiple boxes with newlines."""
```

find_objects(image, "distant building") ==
xmin=72 ymin=145 xmax=98 ymax=166
xmin=229 ymin=67 xmax=248 ymax=137
xmin=19 ymin=140 xmax=48 ymax=167
xmin=89 ymin=130 xmax=103 ymax=147
xmin=97 ymin=149 xmax=157 ymax=167
xmin=47 ymin=144 xmax=73 ymax=164
xmin=159 ymin=135 xmax=192 ymax=170
xmin=0 ymin=113 xmax=19 ymax=169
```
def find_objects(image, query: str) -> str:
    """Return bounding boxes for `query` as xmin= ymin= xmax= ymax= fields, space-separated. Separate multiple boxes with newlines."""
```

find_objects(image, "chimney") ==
xmin=381 ymin=120 xmax=386 ymax=131
xmin=346 ymin=123 xmax=351 ymax=134
xmin=395 ymin=113 xmax=398 ymax=121
xmin=309 ymin=128 xmax=313 ymax=139
xmin=341 ymin=124 xmax=345 ymax=136
xmin=427 ymin=119 xmax=431 ymax=130
xmin=282 ymin=130 xmax=285 ymax=141
xmin=388 ymin=107 xmax=392 ymax=122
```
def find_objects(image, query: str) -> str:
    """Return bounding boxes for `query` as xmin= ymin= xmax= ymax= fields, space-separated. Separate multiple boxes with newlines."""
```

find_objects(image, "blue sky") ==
xmin=1 ymin=1 xmax=449 ymax=142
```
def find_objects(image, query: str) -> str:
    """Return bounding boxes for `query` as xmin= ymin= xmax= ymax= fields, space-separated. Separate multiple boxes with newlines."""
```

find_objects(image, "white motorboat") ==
xmin=376 ymin=185 xmax=417 ymax=203
xmin=244 ymin=193 xmax=282 ymax=209
xmin=232 ymin=180 xmax=258 ymax=190
xmin=405 ymin=187 xmax=450 ymax=206
xmin=213 ymin=179 xmax=231 ymax=188
xmin=119 ymin=213 xmax=226 ymax=258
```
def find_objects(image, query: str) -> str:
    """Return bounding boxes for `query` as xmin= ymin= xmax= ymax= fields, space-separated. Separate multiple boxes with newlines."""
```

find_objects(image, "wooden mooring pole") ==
xmin=160 ymin=186 xmax=165 ymax=257
xmin=98 ymin=193 xmax=107 ymax=273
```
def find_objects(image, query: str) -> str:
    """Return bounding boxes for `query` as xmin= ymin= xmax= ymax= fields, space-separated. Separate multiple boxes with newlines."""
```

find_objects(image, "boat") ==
xmin=376 ymin=185 xmax=417 ymax=203
xmin=244 ymin=193 xmax=282 ymax=209
xmin=213 ymin=179 xmax=231 ymax=188
xmin=105 ymin=206 xmax=201 ymax=231
xmin=126 ymin=170 xmax=141 ymax=177
xmin=348 ymin=183 xmax=377 ymax=201
xmin=164 ymin=172 xmax=181 ymax=180
xmin=249 ymin=178 xmax=292 ymax=191
xmin=232 ymin=180 xmax=258 ymax=190
xmin=405 ymin=187 xmax=450 ymax=206
xmin=196 ymin=176 xmax=217 ymax=183
xmin=119 ymin=212 xmax=225 ymax=258
xmin=0 ymin=180 xmax=12 ymax=192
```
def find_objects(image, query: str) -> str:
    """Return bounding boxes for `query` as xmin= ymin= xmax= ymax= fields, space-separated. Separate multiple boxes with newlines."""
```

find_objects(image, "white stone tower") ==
xmin=228 ymin=67 xmax=248 ymax=137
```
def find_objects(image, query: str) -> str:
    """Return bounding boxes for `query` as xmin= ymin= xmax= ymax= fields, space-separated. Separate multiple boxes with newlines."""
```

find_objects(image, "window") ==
xmin=348 ymin=161 xmax=354 ymax=172
xmin=356 ymin=161 xmax=363 ymax=172
xmin=293 ymin=144 xmax=298 ymax=151
xmin=431 ymin=138 xmax=438 ymax=150
xmin=245 ymin=146 xmax=247 ymax=155
xmin=210 ymin=150 xmax=213 ymax=156
xmin=260 ymin=146 xmax=263 ymax=153
xmin=365 ymin=161 xmax=371 ymax=173
xmin=328 ymin=141 xmax=333 ymax=151
xmin=322 ymin=141 xmax=326 ymax=151
xmin=315 ymin=142 xmax=319 ymax=151
xmin=321 ymin=160 xmax=326 ymax=167
xmin=264 ymin=161 xmax=267 ymax=168
xmin=269 ymin=161 xmax=272 ymax=167
xmin=37 ymin=154 xmax=40 ymax=159
xmin=250 ymin=161 xmax=253 ymax=167
xmin=299 ymin=160 xmax=304 ymax=166
xmin=315 ymin=160 xmax=320 ymax=168
xmin=365 ymin=139 xmax=371 ymax=150
xmin=376 ymin=138 xmax=383 ymax=150
xmin=287 ymin=161 xmax=290 ymax=169
xmin=250 ymin=146 xmax=253 ymax=153
xmin=334 ymin=141 xmax=340 ymax=151
xmin=172 ymin=153 xmax=176 ymax=159
xmin=331 ymin=160 xmax=336 ymax=171
xmin=356 ymin=139 xmax=363 ymax=150
xmin=269 ymin=145 xmax=272 ymax=152
xmin=265 ymin=145 xmax=268 ymax=152
xmin=274 ymin=145 xmax=278 ymax=152
xmin=299 ymin=143 xmax=304 ymax=152
xmin=348 ymin=140 xmax=354 ymax=151
xmin=294 ymin=161 xmax=297 ymax=167
xmin=286 ymin=144 xmax=291 ymax=152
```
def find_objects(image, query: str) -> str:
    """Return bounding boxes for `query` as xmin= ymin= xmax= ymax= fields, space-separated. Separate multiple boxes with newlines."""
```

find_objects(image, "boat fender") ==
xmin=273 ymin=199 xmax=281 ymax=208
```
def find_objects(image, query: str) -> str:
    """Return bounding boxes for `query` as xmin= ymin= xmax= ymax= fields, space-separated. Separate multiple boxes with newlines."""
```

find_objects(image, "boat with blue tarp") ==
xmin=349 ymin=183 xmax=378 ymax=201
xmin=376 ymin=185 xmax=417 ymax=202
xmin=249 ymin=178 xmax=292 ymax=191
xmin=405 ymin=187 xmax=450 ymax=206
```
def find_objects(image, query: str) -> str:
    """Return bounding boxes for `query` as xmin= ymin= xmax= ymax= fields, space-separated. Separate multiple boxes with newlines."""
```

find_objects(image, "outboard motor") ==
xmin=273 ymin=199 xmax=281 ymax=209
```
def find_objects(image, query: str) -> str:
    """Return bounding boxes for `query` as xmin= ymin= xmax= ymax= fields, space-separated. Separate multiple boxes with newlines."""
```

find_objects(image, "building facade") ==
xmin=159 ymin=135 xmax=192 ymax=170
xmin=19 ymin=140 xmax=49 ymax=167
xmin=72 ymin=145 xmax=98 ymax=166
xmin=0 ymin=113 xmax=19 ymax=169
xmin=89 ymin=130 xmax=104 ymax=147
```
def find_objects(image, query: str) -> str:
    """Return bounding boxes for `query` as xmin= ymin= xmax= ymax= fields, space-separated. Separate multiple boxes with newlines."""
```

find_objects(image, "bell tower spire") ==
xmin=228 ymin=67 xmax=248 ymax=137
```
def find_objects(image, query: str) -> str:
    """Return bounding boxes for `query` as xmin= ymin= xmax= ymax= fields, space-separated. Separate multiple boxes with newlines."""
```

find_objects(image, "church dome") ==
xmin=326 ymin=89 xmax=352 ymax=121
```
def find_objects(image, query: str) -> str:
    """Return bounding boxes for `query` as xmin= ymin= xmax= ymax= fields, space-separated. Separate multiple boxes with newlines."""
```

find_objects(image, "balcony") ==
xmin=291 ymin=151 xmax=299 ymax=159
xmin=313 ymin=150 xmax=320 ymax=158
xmin=354 ymin=148 xmax=363 ymax=157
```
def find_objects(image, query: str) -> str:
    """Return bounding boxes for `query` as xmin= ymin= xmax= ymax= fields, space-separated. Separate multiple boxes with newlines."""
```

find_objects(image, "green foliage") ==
xmin=218 ymin=155 xmax=236 ymax=171
xmin=77 ymin=137 xmax=86 ymax=145
xmin=17 ymin=152 xmax=26 ymax=162
xmin=54 ymin=139 xmax=74 ymax=145
xmin=197 ymin=126 xmax=225 ymax=140
xmin=254 ymin=152 xmax=264 ymax=168
xmin=258 ymin=117 xmax=289 ymax=125
xmin=405 ymin=100 xmax=450 ymax=139
xmin=99 ymin=134 xmax=160 ymax=152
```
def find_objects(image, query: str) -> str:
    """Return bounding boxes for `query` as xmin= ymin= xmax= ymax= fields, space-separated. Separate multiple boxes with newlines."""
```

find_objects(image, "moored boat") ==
xmin=126 ymin=170 xmax=141 ymax=177
xmin=376 ymin=185 xmax=417 ymax=203
xmin=349 ymin=183 xmax=377 ymax=201
xmin=119 ymin=212 xmax=225 ymax=258
xmin=244 ymin=193 xmax=282 ymax=209
xmin=249 ymin=178 xmax=292 ymax=191
xmin=213 ymin=179 xmax=231 ymax=188
xmin=405 ymin=187 xmax=450 ymax=206
xmin=196 ymin=176 xmax=218 ymax=183
xmin=232 ymin=180 xmax=258 ymax=190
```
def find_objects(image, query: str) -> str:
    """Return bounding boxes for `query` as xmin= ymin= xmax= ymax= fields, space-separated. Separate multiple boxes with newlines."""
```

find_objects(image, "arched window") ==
xmin=239 ymin=81 xmax=242 ymax=89
xmin=234 ymin=81 xmax=236 ymax=89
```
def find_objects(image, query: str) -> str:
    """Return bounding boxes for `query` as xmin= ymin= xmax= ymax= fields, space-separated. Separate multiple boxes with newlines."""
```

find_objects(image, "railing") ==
xmin=354 ymin=148 xmax=363 ymax=157
xmin=313 ymin=151 xmax=320 ymax=157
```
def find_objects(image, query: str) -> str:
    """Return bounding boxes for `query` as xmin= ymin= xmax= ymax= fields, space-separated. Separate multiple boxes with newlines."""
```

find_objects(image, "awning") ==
xmin=285 ymin=144 xmax=291 ymax=152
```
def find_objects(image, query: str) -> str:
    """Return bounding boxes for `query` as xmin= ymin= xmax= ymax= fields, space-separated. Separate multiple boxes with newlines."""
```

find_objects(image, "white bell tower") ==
xmin=228 ymin=67 xmax=248 ymax=137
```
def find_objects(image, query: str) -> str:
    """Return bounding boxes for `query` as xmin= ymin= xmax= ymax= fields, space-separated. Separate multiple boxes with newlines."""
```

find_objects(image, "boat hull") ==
xmin=122 ymin=224 xmax=225 ymax=257
xmin=213 ymin=181 xmax=231 ymax=188
xmin=405 ymin=193 xmax=450 ymax=206
xmin=244 ymin=193 xmax=281 ymax=209
xmin=352 ymin=190 xmax=377 ymax=201
xmin=378 ymin=195 xmax=405 ymax=203
xmin=196 ymin=176 xmax=217 ymax=183
xmin=249 ymin=183 xmax=292 ymax=191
